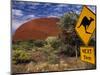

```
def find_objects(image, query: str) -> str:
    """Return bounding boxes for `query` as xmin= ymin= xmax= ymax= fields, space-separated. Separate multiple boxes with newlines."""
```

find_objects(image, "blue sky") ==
xmin=12 ymin=0 xmax=96 ymax=33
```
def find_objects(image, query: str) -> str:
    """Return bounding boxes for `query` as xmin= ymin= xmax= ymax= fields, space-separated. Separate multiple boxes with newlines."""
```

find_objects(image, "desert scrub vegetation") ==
xmin=12 ymin=50 xmax=31 ymax=64
xmin=46 ymin=37 xmax=61 ymax=49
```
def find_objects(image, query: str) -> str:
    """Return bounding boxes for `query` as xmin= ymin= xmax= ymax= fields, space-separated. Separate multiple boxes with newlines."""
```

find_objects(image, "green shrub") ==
xmin=46 ymin=37 xmax=61 ymax=49
xmin=19 ymin=41 xmax=32 ymax=50
xmin=41 ymin=44 xmax=54 ymax=55
xmin=34 ymin=40 xmax=46 ymax=47
xmin=48 ymin=53 xmax=59 ymax=64
xmin=12 ymin=50 xmax=31 ymax=64
xmin=12 ymin=44 xmax=20 ymax=50
xmin=51 ymin=40 xmax=61 ymax=49
xmin=12 ymin=40 xmax=37 ymax=51
xmin=58 ymin=44 xmax=76 ymax=57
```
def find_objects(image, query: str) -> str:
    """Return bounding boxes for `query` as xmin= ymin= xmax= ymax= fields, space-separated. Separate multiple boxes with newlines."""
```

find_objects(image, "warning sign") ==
xmin=75 ymin=6 xmax=96 ymax=45
xmin=80 ymin=46 xmax=95 ymax=64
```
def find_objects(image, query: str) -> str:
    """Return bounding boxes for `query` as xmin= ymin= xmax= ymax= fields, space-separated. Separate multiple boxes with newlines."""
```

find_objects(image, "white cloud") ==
xmin=57 ymin=4 xmax=68 ymax=7
xmin=12 ymin=9 xmax=23 ymax=16
xmin=47 ymin=15 xmax=59 ymax=18
xmin=27 ymin=14 xmax=35 ymax=18
xmin=44 ymin=3 xmax=52 ymax=6
xmin=12 ymin=20 xmax=23 ymax=32
xmin=75 ymin=10 xmax=81 ymax=14
xmin=54 ymin=7 xmax=62 ymax=11
xmin=30 ymin=2 xmax=40 ymax=6
xmin=21 ymin=14 xmax=36 ymax=21
xmin=12 ymin=14 xmax=36 ymax=34
xmin=12 ymin=19 xmax=29 ymax=34
xmin=76 ymin=5 xmax=82 ymax=9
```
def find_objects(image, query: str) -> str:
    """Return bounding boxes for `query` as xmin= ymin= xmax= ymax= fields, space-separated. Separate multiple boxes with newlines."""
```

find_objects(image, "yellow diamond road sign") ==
xmin=75 ymin=6 xmax=96 ymax=45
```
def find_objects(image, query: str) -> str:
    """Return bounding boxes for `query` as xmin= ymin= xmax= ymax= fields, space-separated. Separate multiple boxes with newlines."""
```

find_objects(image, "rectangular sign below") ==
xmin=80 ymin=46 xmax=95 ymax=64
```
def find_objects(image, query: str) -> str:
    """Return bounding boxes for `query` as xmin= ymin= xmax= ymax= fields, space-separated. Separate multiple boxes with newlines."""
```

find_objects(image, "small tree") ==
xmin=58 ymin=12 xmax=78 ymax=31
xmin=58 ymin=12 xmax=79 ymax=58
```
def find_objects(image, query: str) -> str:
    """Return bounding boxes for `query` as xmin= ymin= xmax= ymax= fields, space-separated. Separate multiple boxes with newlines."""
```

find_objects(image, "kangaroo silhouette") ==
xmin=77 ymin=16 xmax=94 ymax=34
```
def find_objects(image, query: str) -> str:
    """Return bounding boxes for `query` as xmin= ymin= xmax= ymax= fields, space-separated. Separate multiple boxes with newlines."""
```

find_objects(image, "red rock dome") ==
xmin=13 ymin=17 xmax=60 ymax=41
